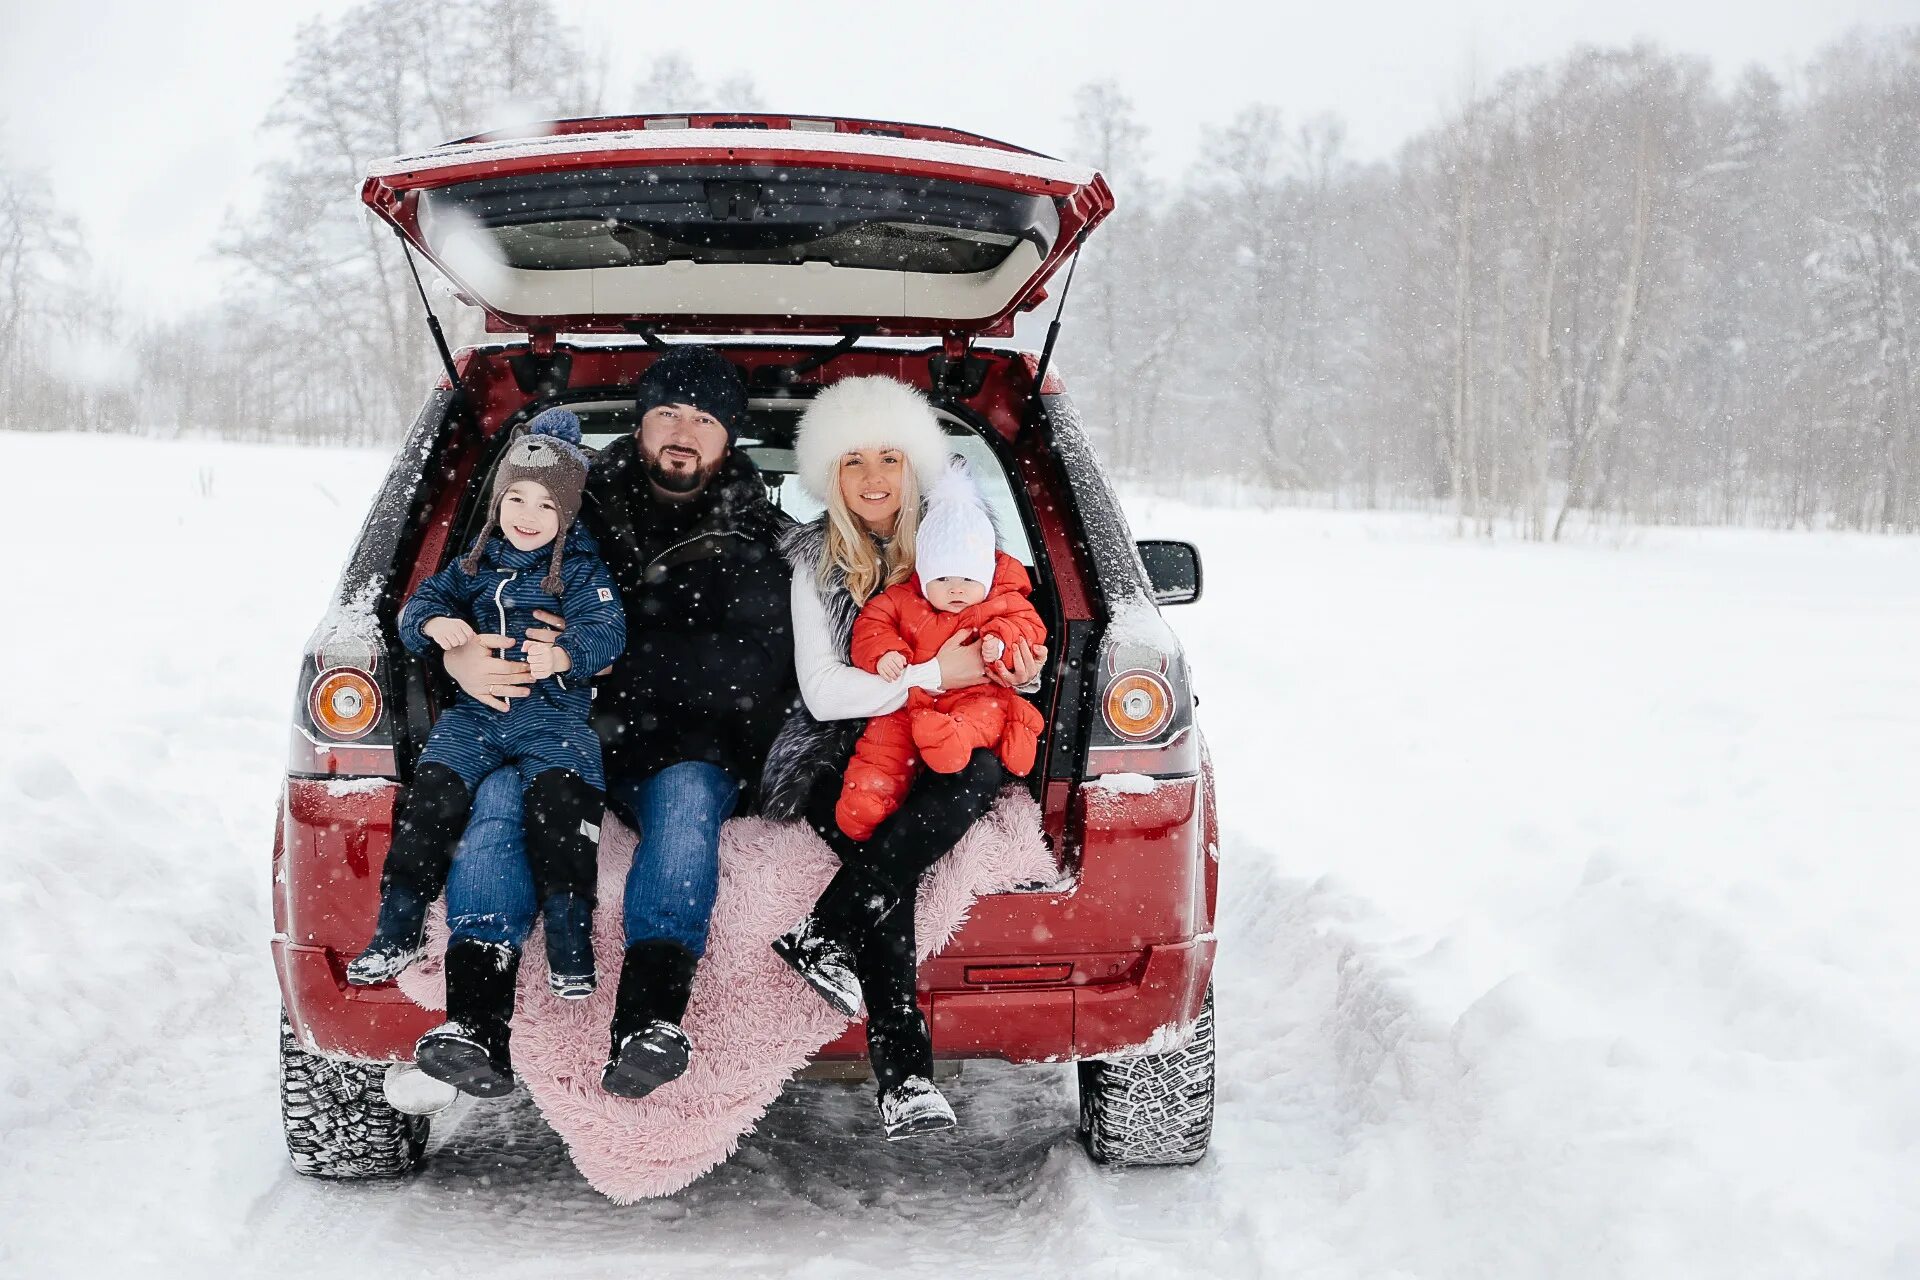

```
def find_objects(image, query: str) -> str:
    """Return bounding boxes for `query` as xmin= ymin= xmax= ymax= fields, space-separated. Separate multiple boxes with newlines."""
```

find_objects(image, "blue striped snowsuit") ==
xmin=398 ymin=525 xmax=626 ymax=789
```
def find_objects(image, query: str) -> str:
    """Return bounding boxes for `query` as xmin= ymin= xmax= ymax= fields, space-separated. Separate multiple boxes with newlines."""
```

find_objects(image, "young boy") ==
xmin=835 ymin=460 xmax=1049 ymax=842
xmin=346 ymin=408 xmax=626 ymax=999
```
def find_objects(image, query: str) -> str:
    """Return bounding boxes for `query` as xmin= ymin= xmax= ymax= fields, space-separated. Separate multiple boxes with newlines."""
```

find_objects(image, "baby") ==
xmin=346 ymin=409 xmax=626 ymax=998
xmin=836 ymin=460 xmax=1049 ymax=841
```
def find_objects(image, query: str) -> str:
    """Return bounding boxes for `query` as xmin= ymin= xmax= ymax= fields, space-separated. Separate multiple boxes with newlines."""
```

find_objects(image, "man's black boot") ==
xmin=414 ymin=938 xmax=520 ymax=1098
xmin=601 ymin=940 xmax=699 ymax=1099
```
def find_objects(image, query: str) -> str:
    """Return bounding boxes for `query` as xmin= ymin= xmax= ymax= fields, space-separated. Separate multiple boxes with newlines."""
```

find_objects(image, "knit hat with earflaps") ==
xmin=461 ymin=408 xmax=592 ymax=594
xmin=915 ymin=457 xmax=999 ymax=588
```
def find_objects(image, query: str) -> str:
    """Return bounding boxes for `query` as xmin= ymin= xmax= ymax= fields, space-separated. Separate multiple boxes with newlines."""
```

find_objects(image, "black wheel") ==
xmin=279 ymin=1011 xmax=428 ymax=1179
xmin=1077 ymin=986 xmax=1214 ymax=1166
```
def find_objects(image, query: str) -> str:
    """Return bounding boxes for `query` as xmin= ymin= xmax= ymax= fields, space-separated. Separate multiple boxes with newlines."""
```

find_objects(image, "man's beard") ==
xmin=641 ymin=446 xmax=723 ymax=496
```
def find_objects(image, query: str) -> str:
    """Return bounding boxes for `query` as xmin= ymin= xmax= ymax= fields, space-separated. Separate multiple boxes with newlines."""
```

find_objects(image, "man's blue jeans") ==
xmin=444 ymin=760 xmax=738 ymax=956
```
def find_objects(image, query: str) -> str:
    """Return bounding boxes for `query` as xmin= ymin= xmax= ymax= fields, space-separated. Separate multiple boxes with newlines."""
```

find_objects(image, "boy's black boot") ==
xmin=601 ymin=940 xmax=699 ymax=1099
xmin=414 ymin=938 xmax=520 ymax=1098
xmin=344 ymin=884 xmax=430 ymax=986
xmin=543 ymin=893 xmax=596 ymax=1000
xmin=868 ymin=999 xmax=955 ymax=1140
xmin=345 ymin=762 xmax=471 ymax=986
xmin=524 ymin=770 xmax=603 ymax=998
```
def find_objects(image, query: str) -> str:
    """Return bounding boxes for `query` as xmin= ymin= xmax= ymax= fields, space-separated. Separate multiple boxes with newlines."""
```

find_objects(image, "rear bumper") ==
xmin=276 ymin=932 xmax=1216 ymax=1066
xmin=274 ymin=766 xmax=1218 ymax=1065
xmin=928 ymin=933 xmax=1216 ymax=1061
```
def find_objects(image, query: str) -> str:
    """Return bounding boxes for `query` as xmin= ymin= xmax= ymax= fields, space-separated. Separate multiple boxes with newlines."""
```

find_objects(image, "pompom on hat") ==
xmin=915 ymin=457 xmax=999 ymax=588
xmin=461 ymin=407 xmax=592 ymax=594
xmin=792 ymin=376 xmax=951 ymax=502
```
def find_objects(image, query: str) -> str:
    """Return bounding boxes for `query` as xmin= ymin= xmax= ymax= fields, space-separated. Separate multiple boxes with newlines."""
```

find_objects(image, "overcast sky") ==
xmin=1 ymin=0 xmax=1913 ymax=316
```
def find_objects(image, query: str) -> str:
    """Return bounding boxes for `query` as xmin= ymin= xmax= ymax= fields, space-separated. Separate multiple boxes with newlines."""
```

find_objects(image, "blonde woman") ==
xmin=760 ymin=376 xmax=1047 ymax=1139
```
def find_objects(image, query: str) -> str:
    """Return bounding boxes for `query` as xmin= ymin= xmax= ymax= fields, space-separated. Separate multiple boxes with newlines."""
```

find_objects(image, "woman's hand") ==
xmin=444 ymin=635 xmax=535 ymax=712
xmin=988 ymin=638 xmax=1048 ymax=688
xmin=935 ymin=628 xmax=989 ymax=690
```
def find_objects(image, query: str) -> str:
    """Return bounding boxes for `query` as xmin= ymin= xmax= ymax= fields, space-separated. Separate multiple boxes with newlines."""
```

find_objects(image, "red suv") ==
xmin=273 ymin=115 xmax=1217 ymax=1179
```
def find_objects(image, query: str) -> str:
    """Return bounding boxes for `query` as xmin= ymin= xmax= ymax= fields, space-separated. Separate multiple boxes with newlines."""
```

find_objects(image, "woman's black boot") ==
xmin=772 ymin=914 xmax=863 ymax=1018
xmin=414 ymin=938 xmax=520 ymax=1098
xmin=867 ymin=1000 xmax=955 ymax=1140
xmin=601 ymin=940 xmax=698 ymax=1099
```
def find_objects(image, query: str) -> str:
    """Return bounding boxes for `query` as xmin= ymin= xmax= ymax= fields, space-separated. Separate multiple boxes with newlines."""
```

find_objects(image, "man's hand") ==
xmin=444 ymin=633 xmax=536 ymax=713
xmin=934 ymin=628 xmax=988 ymax=690
xmin=988 ymin=638 xmax=1048 ymax=689
xmin=523 ymin=608 xmax=610 ymax=677
xmin=876 ymin=651 xmax=909 ymax=681
xmin=422 ymin=616 xmax=476 ymax=651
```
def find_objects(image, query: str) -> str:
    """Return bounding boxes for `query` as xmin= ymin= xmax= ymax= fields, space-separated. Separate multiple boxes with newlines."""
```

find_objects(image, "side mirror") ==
xmin=1137 ymin=540 xmax=1202 ymax=605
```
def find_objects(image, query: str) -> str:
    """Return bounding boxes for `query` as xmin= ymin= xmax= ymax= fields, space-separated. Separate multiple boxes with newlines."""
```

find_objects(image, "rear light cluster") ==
xmin=290 ymin=621 xmax=397 ymax=779
xmin=1085 ymin=604 xmax=1198 ymax=779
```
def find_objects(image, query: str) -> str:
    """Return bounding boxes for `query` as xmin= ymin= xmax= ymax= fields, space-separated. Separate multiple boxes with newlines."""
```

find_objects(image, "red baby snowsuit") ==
xmin=835 ymin=551 xmax=1050 ymax=841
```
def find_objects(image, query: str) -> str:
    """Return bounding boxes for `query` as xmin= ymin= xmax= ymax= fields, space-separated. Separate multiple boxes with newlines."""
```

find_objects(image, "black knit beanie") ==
xmin=634 ymin=345 xmax=749 ymax=444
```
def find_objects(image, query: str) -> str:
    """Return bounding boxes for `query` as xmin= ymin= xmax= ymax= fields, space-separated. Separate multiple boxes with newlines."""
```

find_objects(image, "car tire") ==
xmin=1077 ymin=985 xmax=1215 ymax=1167
xmin=280 ymin=1011 xmax=429 ymax=1179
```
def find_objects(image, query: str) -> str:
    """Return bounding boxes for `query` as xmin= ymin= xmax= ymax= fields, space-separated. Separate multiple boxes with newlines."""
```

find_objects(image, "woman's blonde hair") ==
xmin=819 ymin=456 xmax=923 ymax=605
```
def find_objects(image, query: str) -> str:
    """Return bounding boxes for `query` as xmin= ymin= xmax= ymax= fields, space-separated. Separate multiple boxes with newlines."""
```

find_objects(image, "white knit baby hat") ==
xmin=915 ymin=458 xmax=998 ymax=587
xmin=793 ymin=375 xmax=952 ymax=502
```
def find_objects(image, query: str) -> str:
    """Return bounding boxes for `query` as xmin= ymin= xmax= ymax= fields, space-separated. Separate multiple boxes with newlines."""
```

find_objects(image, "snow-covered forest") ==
xmin=4 ymin=2 xmax=1919 ymax=533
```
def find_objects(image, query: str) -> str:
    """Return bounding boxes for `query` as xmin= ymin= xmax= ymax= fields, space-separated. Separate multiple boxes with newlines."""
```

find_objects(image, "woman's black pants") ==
xmin=803 ymin=748 xmax=1005 ymax=1089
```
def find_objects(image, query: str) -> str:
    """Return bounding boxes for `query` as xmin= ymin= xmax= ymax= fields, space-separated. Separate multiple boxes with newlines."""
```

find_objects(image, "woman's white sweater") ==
xmin=789 ymin=568 xmax=943 ymax=721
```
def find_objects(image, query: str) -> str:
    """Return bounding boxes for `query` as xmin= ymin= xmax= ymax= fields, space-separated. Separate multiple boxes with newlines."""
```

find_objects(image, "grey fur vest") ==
xmin=757 ymin=516 xmax=869 ymax=820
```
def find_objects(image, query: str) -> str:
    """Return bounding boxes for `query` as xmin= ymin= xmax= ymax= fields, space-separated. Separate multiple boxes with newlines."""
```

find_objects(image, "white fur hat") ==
xmin=793 ymin=375 xmax=952 ymax=502
xmin=916 ymin=458 xmax=998 ymax=588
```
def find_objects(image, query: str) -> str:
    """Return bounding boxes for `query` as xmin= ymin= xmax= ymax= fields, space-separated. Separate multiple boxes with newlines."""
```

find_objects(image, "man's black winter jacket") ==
xmin=581 ymin=435 xmax=797 ymax=802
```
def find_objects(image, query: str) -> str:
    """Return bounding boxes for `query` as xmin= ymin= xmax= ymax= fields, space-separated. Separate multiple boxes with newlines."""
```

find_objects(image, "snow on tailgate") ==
xmin=366 ymin=126 xmax=1096 ymax=189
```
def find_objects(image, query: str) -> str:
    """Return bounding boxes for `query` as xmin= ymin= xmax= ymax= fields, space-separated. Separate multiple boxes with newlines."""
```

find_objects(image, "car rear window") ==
xmin=418 ymin=165 xmax=1057 ymax=276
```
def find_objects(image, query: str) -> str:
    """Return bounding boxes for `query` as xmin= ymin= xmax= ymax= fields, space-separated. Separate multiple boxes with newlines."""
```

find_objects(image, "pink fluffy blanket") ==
xmin=395 ymin=789 xmax=1054 ymax=1202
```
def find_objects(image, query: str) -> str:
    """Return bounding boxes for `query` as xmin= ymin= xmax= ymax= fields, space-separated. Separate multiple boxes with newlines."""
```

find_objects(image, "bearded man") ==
xmin=439 ymin=345 xmax=795 ymax=1098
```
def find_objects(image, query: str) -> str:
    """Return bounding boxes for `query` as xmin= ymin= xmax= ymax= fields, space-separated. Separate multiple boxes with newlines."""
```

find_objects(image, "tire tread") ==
xmin=1077 ymin=987 xmax=1215 ymax=1167
xmin=279 ymin=1012 xmax=428 ymax=1179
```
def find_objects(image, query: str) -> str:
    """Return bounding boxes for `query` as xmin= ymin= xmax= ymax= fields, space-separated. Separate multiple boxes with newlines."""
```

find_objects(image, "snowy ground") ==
xmin=5 ymin=432 xmax=1919 ymax=1278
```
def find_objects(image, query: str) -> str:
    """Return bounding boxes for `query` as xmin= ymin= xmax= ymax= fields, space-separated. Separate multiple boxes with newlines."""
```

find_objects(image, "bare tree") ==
xmin=0 ymin=153 xmax=98 ymax=432
xmin=208 ymin=0 xmax=601 ymax=439
xmin=633 ymin=53 xmax=766 ymax=112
